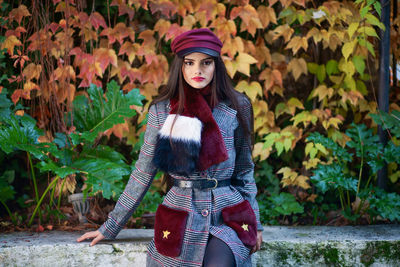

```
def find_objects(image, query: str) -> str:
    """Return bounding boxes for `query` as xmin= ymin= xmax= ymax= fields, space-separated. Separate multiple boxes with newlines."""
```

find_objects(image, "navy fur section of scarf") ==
xmin=153 ymin=83 xmax=228 ymax=176
xmin=153 ymin=114 xmax=202 ymax=176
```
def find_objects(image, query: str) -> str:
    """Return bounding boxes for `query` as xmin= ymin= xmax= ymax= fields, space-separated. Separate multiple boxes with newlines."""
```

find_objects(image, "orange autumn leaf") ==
xmin=94 ymin=48 xmax=118 ymax=73
xmin=230 ymin=4 xmax=262 ymax=36
xmin=210 ymin=17 xmax=236 ymax=43
xmin=259 ymin=68 xmax=283 ymax=92
xmin=257 ymin=5 xmax=277 ymax=28
xmin=104 ymin=120 xmax=130 ymax=140
xmin=177 ymin=0 xmax=194 ymax=17
xmin=154 ymin=19 xmax=172 ymax=39
xmin=1 ymin=35 xmax=22 ymax=56
xmin=9 ymin=4 xmax=31 ymax=24
xmin=119 ymin=41 xmax=140 ymax=64
xmin=100 ymin=22 xmax=135 ymax=45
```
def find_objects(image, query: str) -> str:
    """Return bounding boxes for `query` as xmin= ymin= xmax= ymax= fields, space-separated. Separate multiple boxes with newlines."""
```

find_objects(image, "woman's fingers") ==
xmin=90 ymin=233 xmax=105 ymax=246
xmin=76 ymin=230 xmax=104 ymax=246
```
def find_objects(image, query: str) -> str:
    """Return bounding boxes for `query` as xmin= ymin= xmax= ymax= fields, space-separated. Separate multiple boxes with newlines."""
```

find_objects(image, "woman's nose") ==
xmin=194 ymin=64 xmax=202 ymax=74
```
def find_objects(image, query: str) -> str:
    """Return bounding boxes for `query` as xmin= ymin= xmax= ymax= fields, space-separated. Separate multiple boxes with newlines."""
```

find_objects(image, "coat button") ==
xmin=200 ymin=171 xmax=207 ymax=177
xmin=201 ymin=209 xmax=209 ymax=217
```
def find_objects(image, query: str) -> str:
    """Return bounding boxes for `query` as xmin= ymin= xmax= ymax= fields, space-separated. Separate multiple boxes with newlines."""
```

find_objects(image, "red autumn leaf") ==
xmin=197 ymin=2 xmax=219 ymax=23
xmin=78 ymin=12 xmax=89 ymax=25
xmin=149 ymin=0 xmax=177 ymax=18
xmin=9 ymin=5 xmax=31 ymax=24
xmin=94 ymin=48 xmax=118 ymax=73
xmin=36 ymin=225 xmax=44 ymax=232
xmin=111 ymin=0 xmax=135 ymax=20
xmin=89 ymin=12 xmax=107 ymax=30
xmin=48 ymin=22 xmax=60 ymax=34
xmin=11 ymin=89 xmax=23 ymax=104
xmin=165 ymin=23 xmax=187 ymax=41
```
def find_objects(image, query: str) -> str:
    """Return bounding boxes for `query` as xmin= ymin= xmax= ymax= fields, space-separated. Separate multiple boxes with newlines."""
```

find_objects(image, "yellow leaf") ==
xmin=235 ymin=52 xmax=257 ymax=76
xmin=287 ymin=58 xmax=307 ymax=80
xmin=341 ymin=40 xmax=357 ymax=61
xmin=303 ymin=158 xmax=321 ymax=170
xmin=348 ymin=22 xmax=359 ymax=39
xmin=287 ymin=97 xmax=304 ymax=115
xmin=23 ymin=63 xmax=42 ymax=81
xmin=339 ymin=60 xmax=355 ymax=76
xmin=306 ymin=27 xmax=323 ymax=44
xmin=311 ymin=85 xmax=334 ymax=102
xmin=235 ymin=80 xmax=262 ymax=102
xmin=252 ymin=142 xmax=270 ymax=161
xmin=272 ymin=24 xmax=294 ymax=43
xmin=285 ymin=36 xmax=308 ymax=55
xmin=1 ymin=35 xmax=22 ymax=56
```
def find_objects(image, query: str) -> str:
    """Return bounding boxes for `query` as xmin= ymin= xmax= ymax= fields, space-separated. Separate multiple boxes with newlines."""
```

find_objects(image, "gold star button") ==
xmin=162 ymin=230 xmax=171 ymax=239
xmin=241 ymin=223 xmax=249 ymax=232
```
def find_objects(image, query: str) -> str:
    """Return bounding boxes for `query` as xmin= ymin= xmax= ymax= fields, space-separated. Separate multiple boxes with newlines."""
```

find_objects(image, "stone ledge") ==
xmin=1 ymin=225 xmax=400 ymax=266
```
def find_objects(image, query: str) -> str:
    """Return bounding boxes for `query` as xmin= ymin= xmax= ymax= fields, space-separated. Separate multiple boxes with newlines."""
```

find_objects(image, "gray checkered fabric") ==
xmin=98 ymin=95 xmax=263 ymax=267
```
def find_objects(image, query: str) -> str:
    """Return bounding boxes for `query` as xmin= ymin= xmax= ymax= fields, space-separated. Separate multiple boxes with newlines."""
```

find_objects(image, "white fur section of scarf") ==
xmin=153 ymin=114 xmax=203 ymax=175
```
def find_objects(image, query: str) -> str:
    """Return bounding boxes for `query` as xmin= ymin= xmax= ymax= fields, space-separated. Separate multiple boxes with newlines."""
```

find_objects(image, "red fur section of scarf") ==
xmin=170 ymin=83 xmax=228 ymax=171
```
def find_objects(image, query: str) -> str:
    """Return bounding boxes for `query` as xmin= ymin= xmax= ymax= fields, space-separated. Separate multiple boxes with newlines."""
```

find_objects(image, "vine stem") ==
xmin=27 ymin=152 xmax=41 ymax=223
xmin=0 ymin=200 xmax=16 ymax=225
xmin=28 ymin=176 xmax=60 ymax=227
xmin=356 ymin=128 xmax=364 ymax=195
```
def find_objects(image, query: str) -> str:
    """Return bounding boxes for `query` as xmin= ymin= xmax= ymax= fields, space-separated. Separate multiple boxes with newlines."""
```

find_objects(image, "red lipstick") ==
xmin=192 ymin=76 xmax=205 ymax=82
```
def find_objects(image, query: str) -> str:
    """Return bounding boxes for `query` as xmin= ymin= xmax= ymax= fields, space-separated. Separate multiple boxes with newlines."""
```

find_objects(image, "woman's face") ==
xmin=182 ymin=52 xmax=215 ymax=89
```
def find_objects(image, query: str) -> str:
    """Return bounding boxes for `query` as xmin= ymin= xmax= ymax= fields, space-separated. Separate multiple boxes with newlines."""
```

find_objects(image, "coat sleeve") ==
xmin=232 ymin=97 xmax=264 ymax=231
xmin=98 ymin=104 xmax=160 ymax=239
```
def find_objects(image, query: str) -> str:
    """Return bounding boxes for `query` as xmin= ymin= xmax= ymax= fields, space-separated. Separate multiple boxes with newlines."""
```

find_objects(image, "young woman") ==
xmin=77 ymin=28 xmax=263 ymax=267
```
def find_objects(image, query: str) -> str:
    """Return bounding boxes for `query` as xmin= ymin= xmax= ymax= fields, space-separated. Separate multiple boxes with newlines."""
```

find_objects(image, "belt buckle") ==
xmin=207 ymin=178 xmax=218 ymax=189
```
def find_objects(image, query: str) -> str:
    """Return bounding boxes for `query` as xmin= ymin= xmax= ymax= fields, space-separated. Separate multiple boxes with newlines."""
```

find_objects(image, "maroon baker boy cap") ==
xmin=171 ymin=28 xmax=223 ymax=58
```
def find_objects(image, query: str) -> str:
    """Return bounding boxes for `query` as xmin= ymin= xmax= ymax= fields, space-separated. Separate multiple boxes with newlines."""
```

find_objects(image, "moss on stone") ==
xmin=360 ymin=241 xmax=400 ymax=267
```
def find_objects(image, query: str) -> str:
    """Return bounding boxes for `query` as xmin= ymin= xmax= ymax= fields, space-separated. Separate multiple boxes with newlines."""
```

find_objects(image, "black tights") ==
xmin=202 ymin=235 xmax=235 ymax=267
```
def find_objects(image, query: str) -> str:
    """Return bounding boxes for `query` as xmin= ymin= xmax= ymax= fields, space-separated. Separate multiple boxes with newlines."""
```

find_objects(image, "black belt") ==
xmin=173 ymin=178 xmax=245 ymax=190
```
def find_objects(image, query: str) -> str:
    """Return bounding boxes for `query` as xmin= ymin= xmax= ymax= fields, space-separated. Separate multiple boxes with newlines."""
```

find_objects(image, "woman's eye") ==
xmin=203 ymin=60 xmax=213 ymax=66
xmin=184 ymin=61 xmax=193 ymax=66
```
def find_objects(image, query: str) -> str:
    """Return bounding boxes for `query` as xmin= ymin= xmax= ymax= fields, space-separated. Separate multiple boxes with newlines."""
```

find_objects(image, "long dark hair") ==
xmin=150 ymin=55 xmax=254 ymax=190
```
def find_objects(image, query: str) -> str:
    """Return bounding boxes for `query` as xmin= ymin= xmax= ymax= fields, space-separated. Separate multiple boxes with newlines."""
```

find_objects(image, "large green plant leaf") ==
xmin=306 ymin=132 xmax=352 ymax=162
xmin=370 ymin=110 xmax=400 ymax=138
xmin=311 ymin=164 xmax=358 ymax=193
xmin=268 ymin=192 xmax=304 ymax=215
xmin=71 ymin=80 xmax=145 ymax=143
xmin=0 ymin=115 xmax=47 ymax=159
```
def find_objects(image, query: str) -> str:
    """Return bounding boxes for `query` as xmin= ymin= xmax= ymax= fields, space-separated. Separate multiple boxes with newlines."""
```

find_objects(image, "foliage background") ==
xmin=0 ymin=0 xmax=399 ymax=228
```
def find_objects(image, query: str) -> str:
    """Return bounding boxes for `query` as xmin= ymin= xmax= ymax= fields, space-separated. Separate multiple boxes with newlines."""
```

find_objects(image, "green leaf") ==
xmin=0 ymin=170 xmax=15 ymax=203
xmin=365 ymin=13 xmax=385 ymax=30
xmin=352 ymin=55 xmax=365 ymax=75
xmin=307 ymin=62 xmax=319 ymax=74
xmin=370 ymin=110 xmax=400 ymax=138
xmin=326 ymin=60 xmax=339 ymax=76
xmin=360 ymin=6 xmax=369 ymax=18
xmin=317 ymin=64 xmax=326 ymax=83
xmin=38 ymin=161 xmax=78 ymax=178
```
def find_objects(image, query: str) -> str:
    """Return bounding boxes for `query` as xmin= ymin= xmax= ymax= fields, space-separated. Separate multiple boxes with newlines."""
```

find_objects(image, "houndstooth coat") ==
xmin=99 ymin=95 xmax=263 ymax=267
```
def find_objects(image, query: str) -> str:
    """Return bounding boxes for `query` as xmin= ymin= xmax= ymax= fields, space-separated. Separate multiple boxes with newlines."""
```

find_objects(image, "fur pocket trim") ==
xmin=154 ymin=204 xmax=189 ymax=257
xmin=222 ymin=200 xmax=257 ymax=247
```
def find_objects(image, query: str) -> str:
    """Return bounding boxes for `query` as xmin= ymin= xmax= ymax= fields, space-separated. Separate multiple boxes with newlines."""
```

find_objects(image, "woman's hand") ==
xmin=76 ymin=230 xmax=105 ymax=246
xmin=250 ymin=230 xmax=263 ymax=254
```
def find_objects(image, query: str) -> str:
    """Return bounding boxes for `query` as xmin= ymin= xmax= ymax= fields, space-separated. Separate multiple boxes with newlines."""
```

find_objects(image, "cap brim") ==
xmin=177 ymin=47 xmax=219 ymax=58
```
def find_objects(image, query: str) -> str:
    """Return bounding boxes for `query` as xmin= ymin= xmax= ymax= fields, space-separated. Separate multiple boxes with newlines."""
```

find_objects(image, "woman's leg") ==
xmin=203 ymin=235 xmax=236 ymax=267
